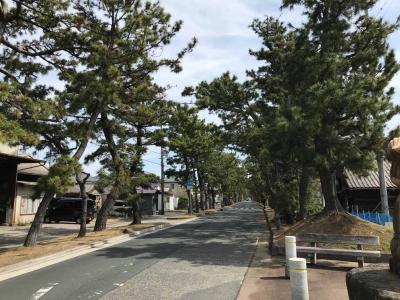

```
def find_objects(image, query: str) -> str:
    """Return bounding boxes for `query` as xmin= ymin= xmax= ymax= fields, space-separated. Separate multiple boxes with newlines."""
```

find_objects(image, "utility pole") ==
xmin=377 ymin=154 xmax=390 ymax=215
xmin=160 ymin=147 xmax=165 ymax=215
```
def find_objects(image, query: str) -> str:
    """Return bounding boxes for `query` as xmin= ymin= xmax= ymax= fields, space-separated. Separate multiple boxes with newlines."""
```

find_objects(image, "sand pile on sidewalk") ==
xmin=274 ymin=211 xmax=393 ymax=252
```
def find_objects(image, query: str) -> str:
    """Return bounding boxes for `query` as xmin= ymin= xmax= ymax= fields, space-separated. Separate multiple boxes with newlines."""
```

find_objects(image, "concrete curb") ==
xmin=0 ymin=222 xmax=188 ymax=282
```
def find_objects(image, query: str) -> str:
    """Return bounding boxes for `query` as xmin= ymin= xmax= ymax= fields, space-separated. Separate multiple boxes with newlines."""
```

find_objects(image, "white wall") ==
xmin=0 ymin=143 xmax=18 ymax=155
xmin=13 ymin=184 xmax=42 ymax=225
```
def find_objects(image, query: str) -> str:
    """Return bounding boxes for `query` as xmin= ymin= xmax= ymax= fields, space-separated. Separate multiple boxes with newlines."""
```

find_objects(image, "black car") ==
xmin=112 ymin=200 xmax=132 ymax=216
xmin=44 ymin=197 xmax=96 ymax=224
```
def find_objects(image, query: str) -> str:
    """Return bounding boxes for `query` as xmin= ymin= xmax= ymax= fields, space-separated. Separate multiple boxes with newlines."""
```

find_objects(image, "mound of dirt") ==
xmin=274 ymin=211 xmax=393 ymax=252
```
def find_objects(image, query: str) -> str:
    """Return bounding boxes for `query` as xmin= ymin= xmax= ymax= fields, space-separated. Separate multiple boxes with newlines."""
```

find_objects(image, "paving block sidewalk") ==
xmin=237 ymin=239 xmax=351 ymax=300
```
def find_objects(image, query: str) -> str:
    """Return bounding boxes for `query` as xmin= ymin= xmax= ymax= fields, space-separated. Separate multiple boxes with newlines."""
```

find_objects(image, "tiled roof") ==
xmin=18 ymin=162 xmax=48 ymax=176
xmin=65 ymin=183 xmax=101 ymax=195
xmin=344 ymin=160 xmax=398 ymax=189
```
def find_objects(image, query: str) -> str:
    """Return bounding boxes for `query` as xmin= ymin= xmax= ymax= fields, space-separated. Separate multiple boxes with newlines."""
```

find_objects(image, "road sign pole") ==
xmin=186 ymin=180 xmax=193 ymax=214
xmin=188 ymin=191 xmax=192 ymax=214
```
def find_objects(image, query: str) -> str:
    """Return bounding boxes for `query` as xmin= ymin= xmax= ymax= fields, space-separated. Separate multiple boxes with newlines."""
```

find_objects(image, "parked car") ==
xmin=44 ymin=197 xmax=96 ymax=224
xmin=112 ymin=200 xmax=132 ymax=217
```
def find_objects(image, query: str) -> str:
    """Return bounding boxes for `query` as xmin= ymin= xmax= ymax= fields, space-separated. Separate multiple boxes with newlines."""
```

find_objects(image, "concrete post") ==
xmin=285 ymin=236 xmax=297 ymax=277
xmin=289 ymin=258 xmax=309 ymax=300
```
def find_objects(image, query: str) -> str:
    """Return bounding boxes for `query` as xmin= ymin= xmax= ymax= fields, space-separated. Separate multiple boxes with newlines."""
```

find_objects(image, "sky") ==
xmin=131 ymin=0 xmax=400 ymax=177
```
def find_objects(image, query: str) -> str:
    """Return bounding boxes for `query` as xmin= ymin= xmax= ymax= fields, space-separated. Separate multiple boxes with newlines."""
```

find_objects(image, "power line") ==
xmin=375 ymin=0 xmax=392 ymax=18
xmin=147 ymin=149 xmax=160 ymax=154
xmin=380 ymin=0 xmax=394 ymax=18
xmin=142 ymin=159 xmax=161 ymax=166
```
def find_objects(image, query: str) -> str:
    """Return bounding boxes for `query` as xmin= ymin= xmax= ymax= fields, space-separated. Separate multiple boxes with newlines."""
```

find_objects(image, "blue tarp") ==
xmin=352 ymin=211 xmax=393 ymax=226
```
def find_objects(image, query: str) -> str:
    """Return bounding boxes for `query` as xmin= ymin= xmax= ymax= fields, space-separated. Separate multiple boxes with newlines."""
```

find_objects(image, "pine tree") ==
xmin=281 ymin=0 xmax=400 ymax=210
xmin=59 ymin=0 xmax=197 ymax=232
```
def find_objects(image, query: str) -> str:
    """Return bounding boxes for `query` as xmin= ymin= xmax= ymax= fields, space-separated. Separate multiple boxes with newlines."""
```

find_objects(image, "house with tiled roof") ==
xmin=337 ymin=160 xmax=400 ymax=213
xmin=0 ymin=143 xmax=48 ymax=225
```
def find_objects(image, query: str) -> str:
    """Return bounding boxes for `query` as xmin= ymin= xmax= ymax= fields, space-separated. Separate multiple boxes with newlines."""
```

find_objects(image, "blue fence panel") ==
xmin=351 ymin=211 xmax=392 ymax=226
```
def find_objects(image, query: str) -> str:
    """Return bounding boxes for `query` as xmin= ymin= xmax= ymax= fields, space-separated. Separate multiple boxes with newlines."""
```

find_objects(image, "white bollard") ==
xmin=285 ymin=236 xmax=297 ymax=277
xmin=289 ymin=258 xmax=309 ymax=300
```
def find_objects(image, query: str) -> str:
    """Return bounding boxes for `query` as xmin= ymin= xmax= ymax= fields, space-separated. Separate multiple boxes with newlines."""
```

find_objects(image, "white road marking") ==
xmin=86 ymin=290 xmax=104 ymax=298
xmin=113 ymin=283 xmax=124 ymax=287
xmin=31 ymin=283 xmax=59 ymax=300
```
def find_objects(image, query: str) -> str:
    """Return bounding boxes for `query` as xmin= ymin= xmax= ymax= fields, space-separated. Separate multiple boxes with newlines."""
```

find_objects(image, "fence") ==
xmin=352 ymin=211 xmax=392 ymax=226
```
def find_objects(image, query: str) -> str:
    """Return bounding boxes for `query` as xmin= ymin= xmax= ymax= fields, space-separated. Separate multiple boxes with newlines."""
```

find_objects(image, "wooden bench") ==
xmin=296 ymin=233 xmax=381 ymax=267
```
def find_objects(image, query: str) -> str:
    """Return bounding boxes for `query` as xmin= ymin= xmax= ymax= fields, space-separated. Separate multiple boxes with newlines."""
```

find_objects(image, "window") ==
xmin=20 ymin=196 xmax=42 ymax=215
xmin=170 ymin=183 xmax=175 ymax=189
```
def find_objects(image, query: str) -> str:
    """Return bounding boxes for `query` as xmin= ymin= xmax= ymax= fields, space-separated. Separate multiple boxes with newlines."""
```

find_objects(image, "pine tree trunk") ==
xmin=204 ymin=186 xmax=209 ymax=210
xmin=203 ymin=186 xmax=209 ymax=210
xmin=198 ymin=172 xmax=205 ymax=210
xmin=211 ymin=188 xmax=216 ymax=209
xmin=94 ymin=194 xmax=115 ymax=232
xmin=77 ymin=172 xmax=90 ymax=238
xmin=208 ymin=187 xmax=214 ymax=209
xmin=94 ymin=113 xmax=124 ymax=232
xmin=299 ymin=166 xmax=312 ymax=219
xmin=78 ymin=181 xmax=88 ymax=238
xmin=24 ymin=191 xmax=54 ymax=247
xmin=24 ymin=107 xmax=100 ymax=247
xmin=274 ymin=211 xmax=281 ymax=230
xmin=194 ymin=188 xmax=199 ymax=212
xmin=319 ymin=169 xmax=344 ymax=212
xmin=132 ymin=200 xmax=142 ymax=224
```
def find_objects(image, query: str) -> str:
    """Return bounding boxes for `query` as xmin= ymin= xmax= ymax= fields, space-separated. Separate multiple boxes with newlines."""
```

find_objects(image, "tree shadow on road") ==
xmin=93 ymin=209 xmax=267 ymax=268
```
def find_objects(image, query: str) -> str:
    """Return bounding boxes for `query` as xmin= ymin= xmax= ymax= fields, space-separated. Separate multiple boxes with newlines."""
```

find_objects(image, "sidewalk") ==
xmin=0 ymin=213 xmax=189 ymax=249
xmin=237 ymin=239 xmax=351 ymax=300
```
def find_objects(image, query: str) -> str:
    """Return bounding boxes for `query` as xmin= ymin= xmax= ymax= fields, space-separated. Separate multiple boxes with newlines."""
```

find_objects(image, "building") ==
xmin=137 ymin=188 xmax=159 ymax=215
xmin=63 ymin=176 xmax=103 ymax=208
xmin=0 ymin=144 xmax=48 ymax=225
xmin=337 ymin=160 xmax=400 ymax=213
xmin=163 ymin=177 xmax=187 ymax=210
xmin=135 ymin=187 xmax=174 ymax=214
xmin=135 ymin=177 xmax=186 ymax=214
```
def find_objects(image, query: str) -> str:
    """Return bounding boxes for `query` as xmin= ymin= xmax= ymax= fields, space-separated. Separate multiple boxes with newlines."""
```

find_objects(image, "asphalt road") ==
xmin=0 ymin=213 xmax=183 ymax=249
xmin=0 ymin=201 xmax=266 ymax=300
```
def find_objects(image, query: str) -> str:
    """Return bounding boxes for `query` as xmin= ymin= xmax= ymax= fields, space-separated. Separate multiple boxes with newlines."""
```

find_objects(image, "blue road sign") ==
xmin=186 ymin=179 xmax=193 ymax=190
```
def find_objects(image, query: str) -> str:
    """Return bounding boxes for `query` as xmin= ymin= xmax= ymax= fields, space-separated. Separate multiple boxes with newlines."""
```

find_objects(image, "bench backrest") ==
xmin=296 ymin=233 xmax=379 ymax=245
